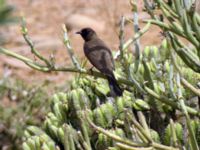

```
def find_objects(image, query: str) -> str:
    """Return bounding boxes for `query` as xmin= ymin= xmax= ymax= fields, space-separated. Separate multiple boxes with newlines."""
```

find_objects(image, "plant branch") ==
xmin=130 ymin=0 xmax=141 ymax=73
xmin=21 ymin=17 xmax=51 ymax=67
xmin=119 ymin=16 xmax=125 ymax=61
xmin=0 ymin=46 xmax=199 ymax=117
xmin=62 ymin=24 xmax=82 ymax=70
xmin=123 ymin=21 xmax=151 ymax=50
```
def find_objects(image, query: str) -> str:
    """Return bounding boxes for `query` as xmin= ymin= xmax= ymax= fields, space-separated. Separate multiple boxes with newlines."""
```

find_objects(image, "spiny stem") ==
xmin=119 ymin=16 xmax=125 ymax=61
xmin=123 ymin=21 xmax=151 ymax=50
xmin=130 ymin=0 xmax=141 ymax=73
xmin=62 ymin=24 xmax=82 ymax=70
xmin=21 ymin=17 xmax=51 ymax=67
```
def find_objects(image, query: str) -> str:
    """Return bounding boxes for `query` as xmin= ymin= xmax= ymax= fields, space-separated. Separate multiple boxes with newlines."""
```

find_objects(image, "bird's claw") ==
xmin=88 ymin=67 xmax=94 ymax=75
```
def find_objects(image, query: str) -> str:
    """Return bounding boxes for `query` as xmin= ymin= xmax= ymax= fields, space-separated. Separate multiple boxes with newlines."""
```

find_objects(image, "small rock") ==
xmin=65 ymin=14 xmax=105 ymax=32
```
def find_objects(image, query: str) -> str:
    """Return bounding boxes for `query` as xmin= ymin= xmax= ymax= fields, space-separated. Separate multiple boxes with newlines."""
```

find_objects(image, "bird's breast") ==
xmin=83 ymin=41 xmax=115 ymax=74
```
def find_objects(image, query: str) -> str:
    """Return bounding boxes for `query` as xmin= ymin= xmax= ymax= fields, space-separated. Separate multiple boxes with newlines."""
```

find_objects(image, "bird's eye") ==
xmin=83 ymin=30 xmax=89 ymax=35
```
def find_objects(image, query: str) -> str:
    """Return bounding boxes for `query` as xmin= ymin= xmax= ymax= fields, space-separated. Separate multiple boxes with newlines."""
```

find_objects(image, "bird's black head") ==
xmin=76 ymin=27 xmax=97 ymax=41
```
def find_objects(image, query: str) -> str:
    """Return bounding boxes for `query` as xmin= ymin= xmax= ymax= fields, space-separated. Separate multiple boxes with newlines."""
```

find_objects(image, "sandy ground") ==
xmin=0 ymin=0 xmax=162 ymax=85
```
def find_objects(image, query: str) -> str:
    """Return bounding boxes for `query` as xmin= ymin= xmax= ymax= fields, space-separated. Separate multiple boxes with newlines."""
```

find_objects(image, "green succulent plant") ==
xmin=0 ymin=0 xmax=199 ymax=149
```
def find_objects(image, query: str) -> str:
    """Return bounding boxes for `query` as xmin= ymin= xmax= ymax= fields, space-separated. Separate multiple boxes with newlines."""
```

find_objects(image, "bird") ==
xmin=76 ymin=27 xmax=123 ymax=97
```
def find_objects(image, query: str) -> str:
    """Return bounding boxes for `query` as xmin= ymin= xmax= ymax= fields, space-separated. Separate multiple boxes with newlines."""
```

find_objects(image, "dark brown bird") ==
xmin=76 ymin=27 xmax=123 ymax=97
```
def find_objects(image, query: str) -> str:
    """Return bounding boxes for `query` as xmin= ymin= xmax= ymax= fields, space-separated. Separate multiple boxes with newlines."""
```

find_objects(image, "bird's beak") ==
xmin=76 ymin=31 xmax=81 ymax=34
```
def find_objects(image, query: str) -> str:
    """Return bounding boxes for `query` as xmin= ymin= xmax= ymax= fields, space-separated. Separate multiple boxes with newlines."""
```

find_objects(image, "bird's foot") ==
xmin=88 ymin=67 xmax=94 ymax=75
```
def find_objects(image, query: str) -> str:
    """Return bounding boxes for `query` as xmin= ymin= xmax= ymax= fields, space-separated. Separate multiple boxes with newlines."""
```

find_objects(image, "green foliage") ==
xmin=22 ymin=59 xmax=200 ymax=149
xmin=164 ymin=122 xmax=183 ymax=146
xmin=0 ymin=76 xmax=50 ymax=149
xmin=0 ymin=0 xmax=199 ymax=149
xmin=21 ymin=0 xmax=200 ymax=148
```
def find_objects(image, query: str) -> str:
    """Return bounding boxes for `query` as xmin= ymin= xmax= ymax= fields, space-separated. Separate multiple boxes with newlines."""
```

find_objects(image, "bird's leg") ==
xmin=88 ymin=66 xmax=94 ymax=75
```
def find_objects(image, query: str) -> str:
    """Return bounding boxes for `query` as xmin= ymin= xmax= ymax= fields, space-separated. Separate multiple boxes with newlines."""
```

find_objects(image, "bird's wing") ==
xmin=84 ymin=39 xmax=115 ymax=75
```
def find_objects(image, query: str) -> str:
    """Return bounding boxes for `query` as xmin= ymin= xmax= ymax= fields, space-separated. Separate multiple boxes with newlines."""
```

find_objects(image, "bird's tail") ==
xmin=106 ymin=73 xmax=123 ymax=97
